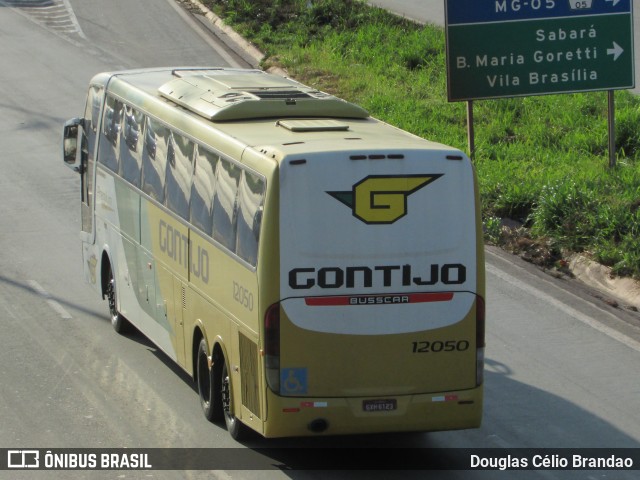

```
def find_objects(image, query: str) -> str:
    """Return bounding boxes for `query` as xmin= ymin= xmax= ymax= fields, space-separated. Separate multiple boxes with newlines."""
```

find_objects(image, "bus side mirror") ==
xmin=63 ymin=117 xmax=83 ymax=173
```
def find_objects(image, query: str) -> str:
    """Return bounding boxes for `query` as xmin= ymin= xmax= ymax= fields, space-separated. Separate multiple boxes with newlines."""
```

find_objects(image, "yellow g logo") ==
xmin=328 ymin=175 xmax=442 ymax=224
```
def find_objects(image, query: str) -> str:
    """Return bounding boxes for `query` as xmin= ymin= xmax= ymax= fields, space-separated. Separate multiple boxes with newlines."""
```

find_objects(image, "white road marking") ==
xmin=27 ymin=280 xmax=73 ymax=319
xmin=486 ymin=253 xmax=640 ymax=354
xmin=0 ymin=0 xmax=85 ymax=39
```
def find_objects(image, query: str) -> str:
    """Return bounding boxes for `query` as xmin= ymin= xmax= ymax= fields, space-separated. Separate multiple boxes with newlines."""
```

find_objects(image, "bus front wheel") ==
xmin=105 ymin=269 xmax=131 ymax=334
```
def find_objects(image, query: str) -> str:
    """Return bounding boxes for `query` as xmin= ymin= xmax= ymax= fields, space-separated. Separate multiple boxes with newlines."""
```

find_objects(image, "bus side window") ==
xmin=190 ymin=145 xmax=218 ymax=235
xmin=120 ymin=105 xmax=144 ymax=187
xmin=99 ymin=95 xmax=123 ymax=173
xmin=90 ymin=87 xmax=101 ymax=134
xmin=236 ymin=171 xmax=265 ymax=266
xmin=212 ymin=158 xmax=240 ymax=252
xmin=141 ymin=117 xmax=169 ymax=203
xmin=165 ymin=132 xmax=194 ymax=220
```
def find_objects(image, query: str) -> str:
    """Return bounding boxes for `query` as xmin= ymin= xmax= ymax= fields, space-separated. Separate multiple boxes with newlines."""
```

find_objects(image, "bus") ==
xmin=63 ymin=67 xmax=485 ymax=439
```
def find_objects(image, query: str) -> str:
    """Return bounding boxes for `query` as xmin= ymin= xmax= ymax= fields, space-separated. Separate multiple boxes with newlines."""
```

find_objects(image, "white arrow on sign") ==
xmin=607 ymin=42 xmax=624 ymax=61
xmin=606 ymin=0 xmax=621 ymax=7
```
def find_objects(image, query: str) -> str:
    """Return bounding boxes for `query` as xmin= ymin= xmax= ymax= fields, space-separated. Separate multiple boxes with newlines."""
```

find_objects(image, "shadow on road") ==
xmin=117 ymin=321 xmax=640 ymax=478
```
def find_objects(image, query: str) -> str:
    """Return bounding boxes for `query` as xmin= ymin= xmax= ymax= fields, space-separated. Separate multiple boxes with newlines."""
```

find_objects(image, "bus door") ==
xmin=81 ymin=85 xmax=103 ymax=286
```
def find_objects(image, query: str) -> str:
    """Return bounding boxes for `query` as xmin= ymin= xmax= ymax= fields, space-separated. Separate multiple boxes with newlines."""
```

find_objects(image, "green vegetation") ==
xmin=205 ymin=0 xmax=640 ymax=278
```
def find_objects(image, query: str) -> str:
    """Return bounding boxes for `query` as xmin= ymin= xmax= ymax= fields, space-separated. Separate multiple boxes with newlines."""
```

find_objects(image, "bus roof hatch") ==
xmin=158 ymin=70 xmax=369 ymax=122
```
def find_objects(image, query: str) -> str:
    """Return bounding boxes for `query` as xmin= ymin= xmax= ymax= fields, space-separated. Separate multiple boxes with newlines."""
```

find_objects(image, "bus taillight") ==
xmin=476 ymin=295 xmax=486 ymax=386
xmin=264 ymin=303 xmax=281 ymax=392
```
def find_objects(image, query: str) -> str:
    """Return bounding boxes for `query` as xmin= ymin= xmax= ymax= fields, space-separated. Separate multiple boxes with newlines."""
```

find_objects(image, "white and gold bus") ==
xmin=63 ymin=67 xmax=485 ymax=439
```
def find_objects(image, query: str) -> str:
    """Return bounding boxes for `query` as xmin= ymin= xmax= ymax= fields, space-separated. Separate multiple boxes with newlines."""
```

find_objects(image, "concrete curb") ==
xmin=186 ymin=0 xmax=263 ymax=66
xmin=569 ymin=254 xmax=640 ymax=312
xmin=185 ymin=0 xmax=289 ymax=76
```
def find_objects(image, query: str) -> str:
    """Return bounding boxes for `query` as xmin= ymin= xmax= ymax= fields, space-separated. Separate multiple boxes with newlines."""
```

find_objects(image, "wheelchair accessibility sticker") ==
xmin=281 ymin=368 xmax=308 ymax=395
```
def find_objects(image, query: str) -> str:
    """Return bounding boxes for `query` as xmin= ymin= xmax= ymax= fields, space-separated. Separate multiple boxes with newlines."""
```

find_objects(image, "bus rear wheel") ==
xmin=105 ymin=269 xmax=131 ymax=334
xmin=221 ymin=361 xmax=249 ymax=441
xmin=197 ymin=339 xmax=222 ymax=422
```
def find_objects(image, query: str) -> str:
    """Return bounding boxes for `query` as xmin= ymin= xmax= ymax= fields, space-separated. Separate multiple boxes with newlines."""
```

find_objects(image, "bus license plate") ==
xmin=363 ymin=399 xmax=397 ymax=412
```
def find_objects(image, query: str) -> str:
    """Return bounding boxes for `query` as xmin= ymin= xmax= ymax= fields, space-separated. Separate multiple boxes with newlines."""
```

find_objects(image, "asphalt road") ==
xmin=1 ymin=1 xmax=640 ymax=479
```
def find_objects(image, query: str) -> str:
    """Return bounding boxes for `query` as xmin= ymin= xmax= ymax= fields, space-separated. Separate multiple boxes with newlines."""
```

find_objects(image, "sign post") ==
xmin=445 ymin=0 xmax=634 ymax=164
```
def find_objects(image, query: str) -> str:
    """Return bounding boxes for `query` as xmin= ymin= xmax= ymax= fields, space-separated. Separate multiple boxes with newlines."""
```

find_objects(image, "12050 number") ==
xmin=233 ymin=281 xmax=254 ymax=311
xmin=411 ymin=340 xmax=470 ymax=353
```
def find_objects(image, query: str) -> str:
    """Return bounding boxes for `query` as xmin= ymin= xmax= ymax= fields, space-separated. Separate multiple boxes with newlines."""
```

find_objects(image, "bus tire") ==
xmin=197 ymin=339 xmax=223 ymax=422
xmin=221 ymin=361 xmax=249 ymax=441
xmin=106 ymin=268 xmax=131 ymax=334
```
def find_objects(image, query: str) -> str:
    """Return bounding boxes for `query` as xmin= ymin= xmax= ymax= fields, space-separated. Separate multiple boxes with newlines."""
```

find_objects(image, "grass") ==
xmin=204 ymin=0 xmax=640 ymax=278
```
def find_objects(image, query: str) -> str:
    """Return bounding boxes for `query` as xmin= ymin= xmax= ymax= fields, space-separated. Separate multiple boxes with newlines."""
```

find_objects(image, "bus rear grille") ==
xmin=239 ymin=333 xmax=261 ymax=419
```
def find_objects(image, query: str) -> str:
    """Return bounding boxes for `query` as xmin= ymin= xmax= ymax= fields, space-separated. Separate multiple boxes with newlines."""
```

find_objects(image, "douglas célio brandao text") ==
xmin=470 ymin=453 xmax=634 ymax=470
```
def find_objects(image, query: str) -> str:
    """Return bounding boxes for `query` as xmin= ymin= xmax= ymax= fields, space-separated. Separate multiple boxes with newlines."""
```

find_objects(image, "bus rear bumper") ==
xmin=261 ymin=386 xmax=483 ymax=438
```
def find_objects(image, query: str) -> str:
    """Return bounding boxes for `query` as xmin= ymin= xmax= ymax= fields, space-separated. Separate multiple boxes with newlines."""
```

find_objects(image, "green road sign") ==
xmin=446 ymin=5 xmax=634 ymax=101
